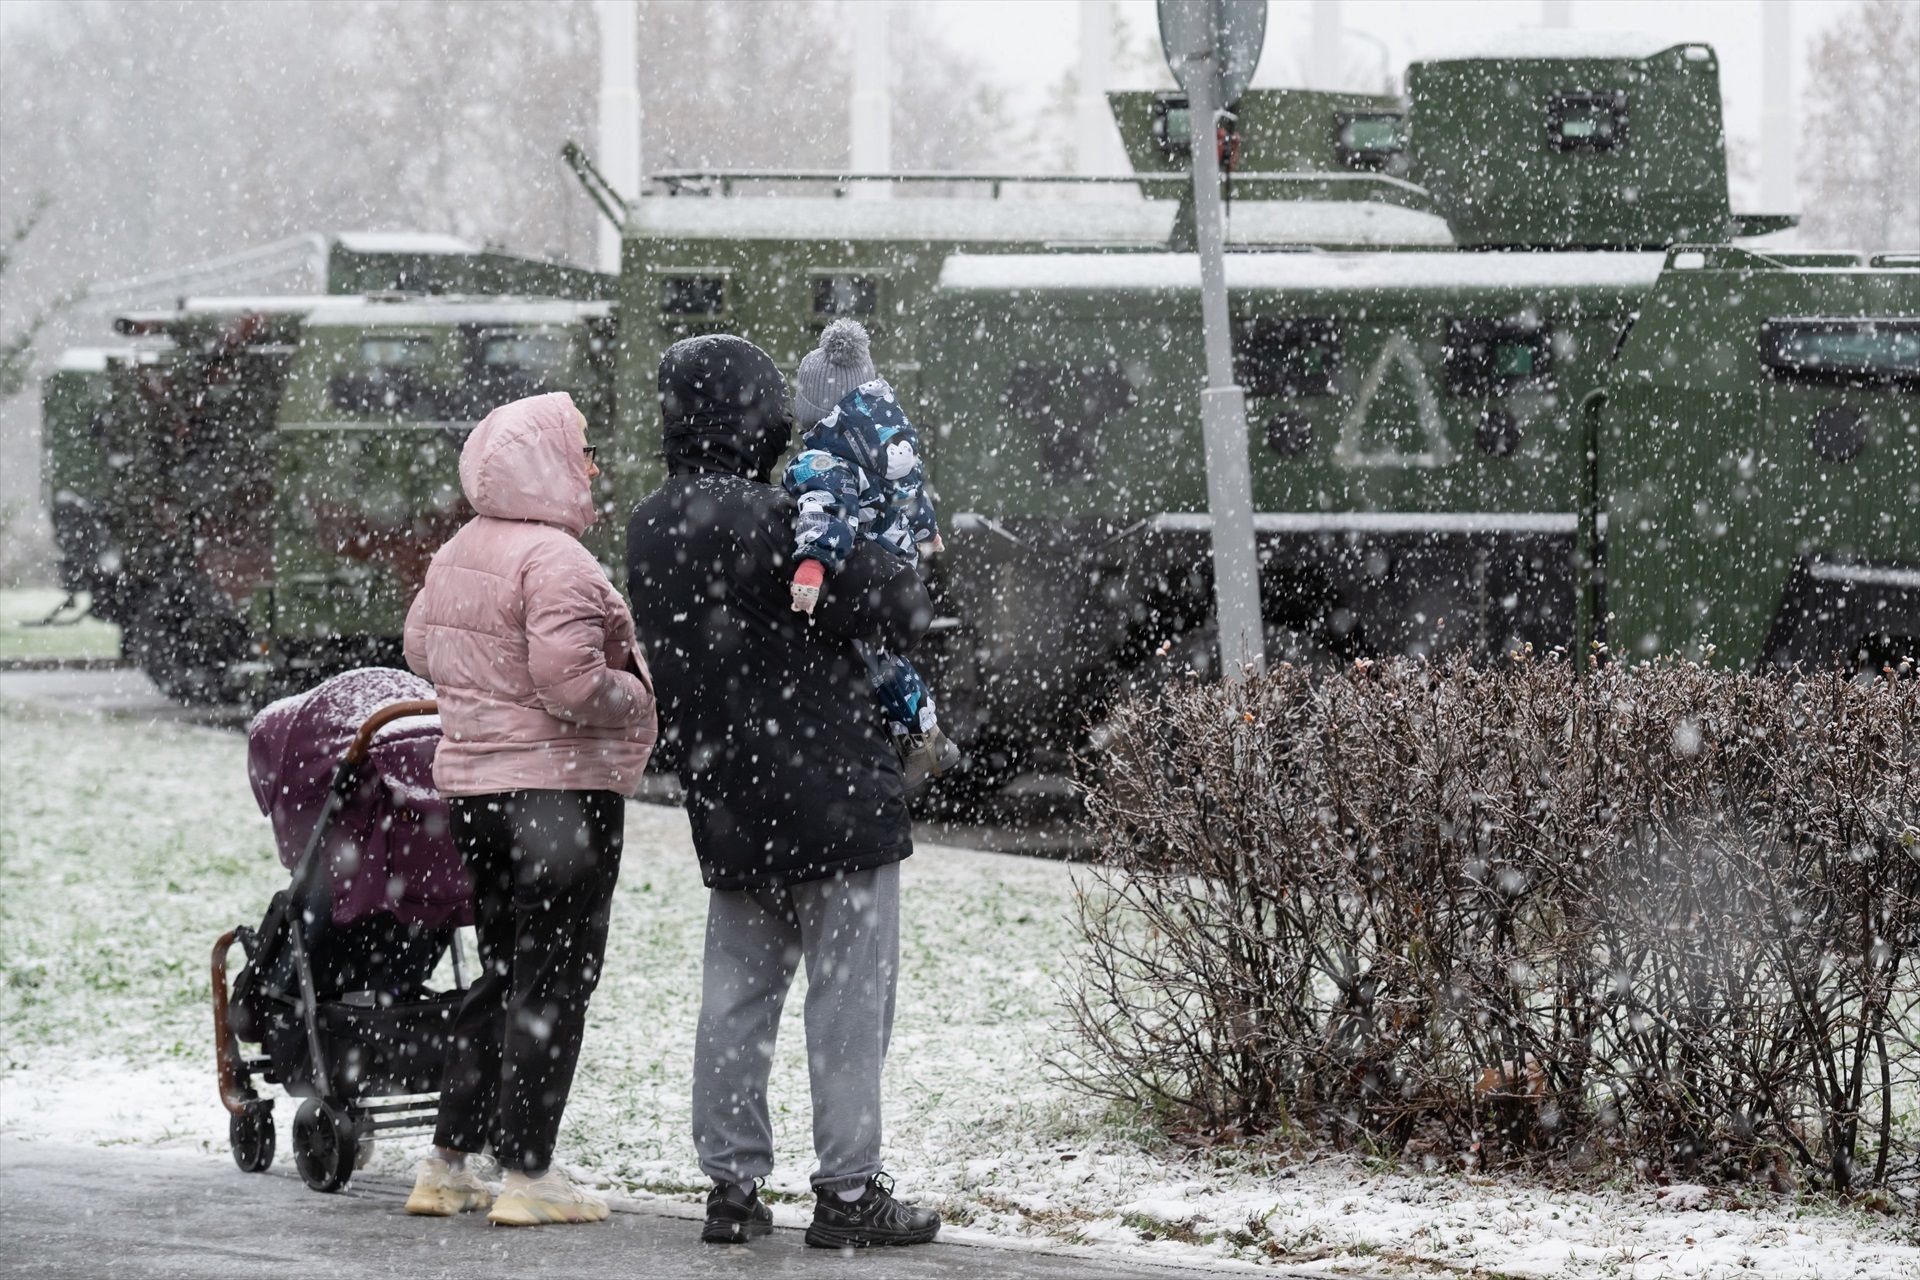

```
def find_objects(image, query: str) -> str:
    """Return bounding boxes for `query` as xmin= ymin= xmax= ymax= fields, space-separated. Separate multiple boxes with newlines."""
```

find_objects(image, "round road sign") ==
xmin=1157 ymin=0 xmax=1268 ymax=108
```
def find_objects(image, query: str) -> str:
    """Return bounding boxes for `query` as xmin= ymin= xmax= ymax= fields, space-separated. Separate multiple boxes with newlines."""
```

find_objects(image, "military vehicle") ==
xmin=40 ymin=234 xmax=610 ymax=700
xmin=43 ymin=37 xmax=1918 ymax=800
xmin=597 ymin=35 xmax=1918 ymax=784
xmin=86 ymin=295 xmax=614 ymax=702
xmin=40 ymin=345 xmax=134 ymax=612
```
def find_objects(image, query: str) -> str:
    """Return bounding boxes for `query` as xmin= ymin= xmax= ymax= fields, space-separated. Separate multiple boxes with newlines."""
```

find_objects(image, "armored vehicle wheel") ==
xmin=292 ymin=1099 xmax=358 ymax=1193
xmin=127 ymin=572 xmax=246 ymax=706
xmin=229 ymin=1101 xmax=275 ymax=1173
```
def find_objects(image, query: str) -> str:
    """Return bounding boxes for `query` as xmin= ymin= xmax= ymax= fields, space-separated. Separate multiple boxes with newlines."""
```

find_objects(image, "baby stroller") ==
xmin=212 ymin=668 xmax=473 ymax=1193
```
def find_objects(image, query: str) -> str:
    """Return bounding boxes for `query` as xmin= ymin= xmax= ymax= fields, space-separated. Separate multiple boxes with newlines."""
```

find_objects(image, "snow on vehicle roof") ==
xmin=162 ymin=295 xmax=339 ymax=315
xmin=937 ymin=250 xmax=1668 ymax=294
xmin=630 ymin=196 xmax=1172 ymax=244
xmin=1415 ymin=31 xmax=1682 ymax=63
xmin=150 ymin=295 xmax=611 ymax=327
xmin=1229 ymin=201 xmax=1453 ymax=247
xmin=1150 ymin=511 xmax=1580 ymax=536
xmin=333 ymin=231 xmax=480 ymax=255
xmin=55 ymin=347 xmax=133 ymax=372
xmin=299 ymin=297 xmax=612 ymax=327
xmin=629 ymin=194 xmax=1453 ymax=248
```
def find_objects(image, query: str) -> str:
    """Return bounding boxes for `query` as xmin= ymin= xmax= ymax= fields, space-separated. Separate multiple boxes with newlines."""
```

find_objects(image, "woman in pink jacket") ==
xmin=399 ymin=391 xmax=655 ymax=1227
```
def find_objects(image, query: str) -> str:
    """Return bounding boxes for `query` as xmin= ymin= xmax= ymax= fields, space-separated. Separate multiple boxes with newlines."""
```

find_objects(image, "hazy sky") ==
xmin=0 ymin=0 xmax=1855 ymax=208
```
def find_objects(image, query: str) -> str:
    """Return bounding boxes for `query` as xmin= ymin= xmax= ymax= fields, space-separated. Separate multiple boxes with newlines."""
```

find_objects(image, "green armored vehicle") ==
xmin=113 ymin=294 xmax=611 ymax=701
xmin=143 ymin=291 xmax=606 ymax=702
xmin=604 ymin=37 xmax=1916 ymax=780
xmin=41 ymin=345 xmax=138 ymax=613
xmin=41 ymin=233 xmax=610 ymax=700
xmin=42 ymin=38 xmax=1918 ymax=796
xmin=262 ymin=295 xmax=616 ymax=683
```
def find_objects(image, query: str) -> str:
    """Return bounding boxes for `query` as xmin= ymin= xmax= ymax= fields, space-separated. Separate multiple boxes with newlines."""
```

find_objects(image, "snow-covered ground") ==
xmin=0 ymin=588 xmax=119 ymax=662
xmin=2 ymin=698 xmax=1915 ymax=1278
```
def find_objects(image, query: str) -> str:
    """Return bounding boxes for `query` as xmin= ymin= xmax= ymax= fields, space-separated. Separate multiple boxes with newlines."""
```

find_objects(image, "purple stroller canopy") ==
xmin=246 ymin=668 xmax=471 ymax=929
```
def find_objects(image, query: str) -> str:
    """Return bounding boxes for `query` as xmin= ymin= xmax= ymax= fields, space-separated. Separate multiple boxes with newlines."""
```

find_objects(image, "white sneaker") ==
xmin=405 ymin=1157 xmax=493 ymax=1216
xmin=487 ymin=1168 xmax=610 ymax=1227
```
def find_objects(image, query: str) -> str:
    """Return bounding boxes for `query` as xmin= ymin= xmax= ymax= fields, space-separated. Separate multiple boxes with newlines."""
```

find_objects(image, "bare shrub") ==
xmin=1065 ymin=655 xmax=1920 ymax=1191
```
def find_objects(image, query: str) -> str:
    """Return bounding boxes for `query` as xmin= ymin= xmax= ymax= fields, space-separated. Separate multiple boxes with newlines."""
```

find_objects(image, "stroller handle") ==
xmin=344 ymin=699 xmax=439 ymax=766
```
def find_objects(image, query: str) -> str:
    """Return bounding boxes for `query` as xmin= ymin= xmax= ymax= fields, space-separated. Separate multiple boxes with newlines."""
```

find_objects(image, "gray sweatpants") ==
xmin=691 ymin=861 xmax=899 ymax=1193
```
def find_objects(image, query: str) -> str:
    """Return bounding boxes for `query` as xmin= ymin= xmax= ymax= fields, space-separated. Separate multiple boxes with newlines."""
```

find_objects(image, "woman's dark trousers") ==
xmin=433 ymin=789 xmax=623 ymax=1175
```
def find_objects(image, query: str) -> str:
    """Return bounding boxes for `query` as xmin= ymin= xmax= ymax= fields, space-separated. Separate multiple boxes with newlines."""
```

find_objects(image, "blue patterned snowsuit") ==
xmin=783 ymin=378 xmax=939 ymax=736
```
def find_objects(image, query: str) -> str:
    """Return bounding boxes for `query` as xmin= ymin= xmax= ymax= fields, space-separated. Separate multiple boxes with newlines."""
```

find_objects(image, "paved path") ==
xmin=0 ymin=665 xmax=248 ymax=729
xmin=0 ymin=1141 xmax=1231 ymax=1279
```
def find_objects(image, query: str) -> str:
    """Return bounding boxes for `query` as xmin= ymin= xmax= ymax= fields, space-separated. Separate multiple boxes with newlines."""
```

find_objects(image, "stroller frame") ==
xmin=212 ymin=699 xmax=468 ymax=1192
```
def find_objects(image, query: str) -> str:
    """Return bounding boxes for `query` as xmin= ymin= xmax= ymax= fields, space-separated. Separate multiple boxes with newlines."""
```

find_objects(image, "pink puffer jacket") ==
xmin=403 ymin=392 xmax=656 ymax=797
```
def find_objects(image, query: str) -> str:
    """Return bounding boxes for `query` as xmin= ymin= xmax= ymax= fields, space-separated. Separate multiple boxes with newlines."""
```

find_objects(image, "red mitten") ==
xmin=791 ymin=558 xmax=825 ymax=614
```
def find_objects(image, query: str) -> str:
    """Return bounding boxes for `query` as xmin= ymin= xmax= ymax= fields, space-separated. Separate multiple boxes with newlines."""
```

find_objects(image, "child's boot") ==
xmin=791 ymin=558 xmax=825 ymax=614
xmin=900 ymin=725 xmax=965 ymax=790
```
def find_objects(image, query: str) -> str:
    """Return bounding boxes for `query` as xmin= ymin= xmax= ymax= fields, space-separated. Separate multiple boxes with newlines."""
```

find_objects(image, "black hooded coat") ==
xmin=625 ymin=335 xmax=933 ymax=890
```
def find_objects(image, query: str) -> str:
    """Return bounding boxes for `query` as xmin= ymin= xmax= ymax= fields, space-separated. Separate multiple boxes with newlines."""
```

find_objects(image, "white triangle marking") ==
xmin=1334 ymin=330 xmax=1454 ymax=469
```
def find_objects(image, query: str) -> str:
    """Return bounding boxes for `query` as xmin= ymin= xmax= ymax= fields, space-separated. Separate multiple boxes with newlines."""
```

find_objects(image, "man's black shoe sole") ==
xmin=803 ymin=1222 xmax=941 ymax=1249
xmin=701 ymin=1217 xmax=774 ymax=1244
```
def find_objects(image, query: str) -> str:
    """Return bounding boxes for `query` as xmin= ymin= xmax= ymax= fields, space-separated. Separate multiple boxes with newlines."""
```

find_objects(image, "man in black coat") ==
xmin=626 ymin=334 xmax=941 ymax=1249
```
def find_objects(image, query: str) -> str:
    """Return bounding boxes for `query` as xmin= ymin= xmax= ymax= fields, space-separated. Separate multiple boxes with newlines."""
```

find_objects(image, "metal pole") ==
xmin=1185 ymin=13 xmax=1266 ymax=680
xmin=849 ymin=0 xmax=894 ymax=201
xmin=1077 ymin=0 xmax=1117 ymax=176
xmin=1760 ymin=0 xmax=1797 ymax=215
xmin=595 ymin=0 xmax=641 ymax=274
xmin=1306 ymin=0 xmax=1343 ymax=91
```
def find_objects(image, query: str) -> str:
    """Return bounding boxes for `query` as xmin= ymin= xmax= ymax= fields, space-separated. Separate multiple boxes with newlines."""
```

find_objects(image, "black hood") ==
xmin=657 ymin=334 xmax=793 ymax=482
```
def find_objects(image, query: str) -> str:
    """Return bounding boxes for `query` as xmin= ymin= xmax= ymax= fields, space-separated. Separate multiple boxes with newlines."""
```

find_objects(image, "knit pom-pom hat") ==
xmin=793 ymin=318 xmax=878 ymax=427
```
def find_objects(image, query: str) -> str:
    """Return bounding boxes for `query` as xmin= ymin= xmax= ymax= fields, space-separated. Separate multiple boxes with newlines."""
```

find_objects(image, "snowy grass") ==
xmin=0 ymin=588 xmax=120 ymax=662
xmin=2 ymin=697 xmax=1917 ymax=1277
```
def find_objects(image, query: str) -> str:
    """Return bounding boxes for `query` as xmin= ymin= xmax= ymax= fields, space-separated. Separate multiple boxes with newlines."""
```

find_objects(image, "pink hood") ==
xmin=459 ymin=391 xmax=596 ymax=535
xmin=405 ymin=391 xmax=655 ymax=798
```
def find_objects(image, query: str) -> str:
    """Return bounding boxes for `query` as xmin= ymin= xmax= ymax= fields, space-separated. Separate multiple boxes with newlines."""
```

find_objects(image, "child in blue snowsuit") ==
xmin=785 ymin=320 xmax=961 ymax=786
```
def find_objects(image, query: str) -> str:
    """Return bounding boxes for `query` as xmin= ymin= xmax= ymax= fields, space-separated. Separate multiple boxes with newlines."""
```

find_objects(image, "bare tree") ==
xmin=630 ymin=0 xmax=1019 ymax=175
xmin=0 ymin=0 xmax=1023 ymax=318
xmin=0 ymin=0 xmax=605 ymax=558
xmin=0 ymin=0 xmax=1022 ymax=575
xmin=1800 ymin=0 xmax=1920 ymax=249
xmin=0 ymin=1 xmax=602 ymax=304
xmin=0 ymin=197 xmax=54 ymax=401
xmin=341 ymin=0 xmax=600 ymax=257
xmin=1024 ymin=8 xmax=1173 ymax=173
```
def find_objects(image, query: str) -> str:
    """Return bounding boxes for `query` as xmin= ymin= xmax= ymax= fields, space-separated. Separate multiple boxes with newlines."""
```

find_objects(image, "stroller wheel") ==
xmin=229 ymin=1101 xmax=275 ymax=1173
xmin=292 ymin=1099 xmax=358 ymax=1193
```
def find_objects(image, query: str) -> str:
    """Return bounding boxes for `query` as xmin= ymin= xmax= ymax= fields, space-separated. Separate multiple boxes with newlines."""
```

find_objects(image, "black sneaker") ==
xmin=805 ymin=1173 xmax=940 ymax=1248
xmin=701 ymin=1179 xmax=773 ymax=1244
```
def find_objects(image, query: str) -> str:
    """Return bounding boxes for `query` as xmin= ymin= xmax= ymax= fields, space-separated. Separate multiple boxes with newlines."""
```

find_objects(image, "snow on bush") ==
xmin=1069 ymin=654 xmax=1920 ymax=1198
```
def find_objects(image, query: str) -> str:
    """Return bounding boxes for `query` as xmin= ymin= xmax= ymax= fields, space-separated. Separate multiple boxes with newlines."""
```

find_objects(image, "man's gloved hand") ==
xmin=790 ymin=558 xmax=825 ymax=614
xmin=916 ymin=534 xmax=945 ymax=559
